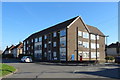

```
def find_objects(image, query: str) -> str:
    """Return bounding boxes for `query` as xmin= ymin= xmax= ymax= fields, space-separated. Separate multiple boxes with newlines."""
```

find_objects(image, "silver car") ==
xmin=21 ymin=56 xmax=33 ymax=62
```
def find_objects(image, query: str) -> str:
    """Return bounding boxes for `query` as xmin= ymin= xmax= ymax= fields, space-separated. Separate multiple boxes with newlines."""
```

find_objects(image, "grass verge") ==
xmin=0 ymin=63 xmax=16 ymax=77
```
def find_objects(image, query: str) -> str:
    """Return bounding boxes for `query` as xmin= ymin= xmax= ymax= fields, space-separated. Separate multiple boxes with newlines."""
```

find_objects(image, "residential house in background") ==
xmin=23 ymin=16 xmax=105 ymax=62
xmin=106 ymin=42 xmax=120 ymax=57
xmin=11 ymin=42 xmax=23 ymax=58
xmin=2 ymin=45 xmax=15 ymax=56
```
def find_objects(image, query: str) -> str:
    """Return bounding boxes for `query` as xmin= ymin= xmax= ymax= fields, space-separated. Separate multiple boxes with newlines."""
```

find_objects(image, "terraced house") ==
xmin=23 ymin=16 xmax=105 ymax=62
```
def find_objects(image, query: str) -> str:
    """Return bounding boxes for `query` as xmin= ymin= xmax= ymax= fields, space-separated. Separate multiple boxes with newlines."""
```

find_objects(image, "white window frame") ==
xmin=44 ymin=35 xmax=47 ymax=39
xmin=44 ymin=43 xmax=47 ymax=48
xmin=53 ymin=42 xmax=56 ymax=47
xmin=78 ymin=31 xmax=82 ymax=36
xmin=83 ymin=32 xmax=89 ymax=38
xmin=53 ymin=32 xmax=57 ymax=37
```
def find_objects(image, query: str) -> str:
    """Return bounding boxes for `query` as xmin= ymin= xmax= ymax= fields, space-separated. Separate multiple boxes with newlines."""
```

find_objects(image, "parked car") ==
xmin=21 ymin=56 xmax=33 ymax=62
xmin=115 ymin=56 xmax=120 ymax=63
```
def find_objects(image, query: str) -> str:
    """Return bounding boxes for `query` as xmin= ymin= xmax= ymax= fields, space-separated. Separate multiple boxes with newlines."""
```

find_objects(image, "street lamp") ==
xmin=105 ymin=35 xmax=109 ymax=63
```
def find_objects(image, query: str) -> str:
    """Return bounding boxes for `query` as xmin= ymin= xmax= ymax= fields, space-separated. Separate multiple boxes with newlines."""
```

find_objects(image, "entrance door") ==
xmin=47 ymin=51 xmax=52 ymax=61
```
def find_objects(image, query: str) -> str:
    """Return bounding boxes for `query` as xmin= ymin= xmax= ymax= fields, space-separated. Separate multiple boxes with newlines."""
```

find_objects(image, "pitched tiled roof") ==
xmin=12 ymin=42 xmax=23 ymax=49
xmin=25 ymin=16 xmax=78 ymax=40
xmin=107 ymin=42 xmax=120 ymax=48
xmin=25 ymin=16 xmax=105 ymax=41
xmin=86 ymin=25 xmax=105 ymax=36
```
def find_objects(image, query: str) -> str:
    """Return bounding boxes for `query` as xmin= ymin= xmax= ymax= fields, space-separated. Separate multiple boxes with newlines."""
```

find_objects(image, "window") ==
xmin=44 ymin=35 xmax=47 ymax=39
xmin=83 ymin=42 xmax=89 ymax=48
xmin=60 ymin=37 xmax=66 ymax=47
xmin=91 ymin=52 xmax=100 ymax=58
xmin=91 ymin=43 xmax=96 ymax=49
xmin=60 ymin=37 xmax=66 ymax=41
xmin=91 ymin=34 xmax=95 ymax=40
xmin=48 ymin=41 xmax=51 ymax=44
xmin=97 ymin=44 xmax=99 ymax=48
xmin=97 ymin=35 xmax=99 ymax=40
xmin=83 ymin=52 xmax=89 ymax=58
xmin=53 ymin=32 xmax=57 ymax=37
xmin=53 ymin=52 xmax=57 ymax=57
xmin=44 ymin=44 xmax=47 ymax=48
xmin=83 ymin=32 xmax=89 ymax=38
xmin=35 ymin=38 xmax=38 ymax=42
xmin=53 ymin=42 xmax=56 ymax=47
xmin=44 ymin=52 xmax=47 ymax=57
xmin=60 ymin=48 xmax=66 ymax=61
xmin=27 ymin=47 xmax=28 ymax=50
xmin=31 ymin=39 xmax=33 ymax=43
xmin=78 ymin=41 xmax=82 ymax=46
xmin=60 ymin=29 xmax=66 ymax=37
xmin=39 ymin=37 xmax=42 ymax=42
xmin=27 ymin=41 xmax=29 ymax=44
xmin=78 ymin=31 xmax=82 ymax=36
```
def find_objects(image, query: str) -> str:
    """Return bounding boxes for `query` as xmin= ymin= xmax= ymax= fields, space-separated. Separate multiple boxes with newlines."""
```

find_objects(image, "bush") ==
xmin=105 ymin=56 xmax=114 ymax=61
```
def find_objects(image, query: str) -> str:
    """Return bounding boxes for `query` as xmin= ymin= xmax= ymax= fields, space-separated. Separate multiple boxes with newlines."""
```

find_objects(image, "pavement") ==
xmin=2 ymin=58 xmax=120 ymax=79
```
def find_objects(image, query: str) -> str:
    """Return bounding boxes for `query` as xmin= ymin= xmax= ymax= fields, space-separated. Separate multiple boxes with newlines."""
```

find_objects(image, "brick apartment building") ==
xmin=23 ymin=16 xmax=105 ymax=62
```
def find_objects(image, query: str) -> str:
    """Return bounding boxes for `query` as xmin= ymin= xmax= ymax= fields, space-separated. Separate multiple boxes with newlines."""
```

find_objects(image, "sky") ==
xmin=2 ymin=2 xmax=118 ymax=50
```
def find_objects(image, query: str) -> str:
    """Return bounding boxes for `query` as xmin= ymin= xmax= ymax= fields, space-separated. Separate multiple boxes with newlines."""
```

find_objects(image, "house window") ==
xmin=97 ymin=35 xmax=99 ymax=40
xmin=44 ymin=35 xmax=47 ymax=39
xmin=83 ymin=42 xmax=89 ymax=48
xmin=39 ymin=37 xmax=42 ymax=42
xmin=60 ymin=48 xmax=66 ymax=61
xmin=53 ymin=32 xmax=57 ymax=37
xmin=27 ymin=47 xmax=28 ymax=50
xmin=60 ymin=29 xmax=66 ymax=37
xmin=97 ymin=44 xmax=99 ymax=48
xmin=53 ymin=52 xmax=57 ymax=57
xmin=27 ymin=41 xmax=29 ymax=44
xmin=44 ymin=44 xmax=47 ymax=48
xmin=91 ymin=34 xmax=96 ymax=40
xmin=78 ymin=31 xmax=82 ymax=36
xmin=91 ymin=43 xmax=96 ymax=49
xmin=48 ymin=41 xmax=51 ymax=44
xmin=91 ymin=52 xmax=100 ymax=58
xmin=35 ymin=38 xmax=38 ymax=42
xmin=83 ymin=32 xmax=89 ymax=38
xmin=53 ymin=42 xmax=56 ymax=47
xmin=60 ymin=36 xmax=66 ymax=48
xmin=44 ymin=52 xmax=47 ymax=57
xmin=78 ymin=41 xmax=82 ymax=46
xmin=83 ymin=52 xmax=89 ymax=58
xmin=31 ymin=39 xmax=33 ymax=43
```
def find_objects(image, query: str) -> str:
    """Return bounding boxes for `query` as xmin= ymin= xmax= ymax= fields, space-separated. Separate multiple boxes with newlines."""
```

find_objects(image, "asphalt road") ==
xmin=2 ymin=59 xmax=120 ymax=79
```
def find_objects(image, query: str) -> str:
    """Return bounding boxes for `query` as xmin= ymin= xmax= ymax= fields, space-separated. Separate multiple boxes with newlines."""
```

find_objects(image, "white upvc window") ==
xmin=53 ymin=52 xmax=57 ymax=57
xmin=97 ymin=44 xmax=100 ymax=48
xmin=83 ymin=32 xmax=89 ymax=38
xmin=39 ymin=37 xmax=42 ymax=42
xmin=83 ymin=52 xmax=89 ymax=58
xmin=60 ymin=29 xmax=66 ymax=37
xmin=91 ymin=43 xmax=96 ymax=49
xmin=78 ymin=31 xmax=82 ymax=36
xmin=31 ymin=39 xmax=33 ymax=42
xmin=44 ymin=35 xmax=47 ymax=39
xmin=91 ymin=34 xmax=96 ymax=40
xmin=53 ymin=42 xmax=56 ymax=47
xmin=97 ymin=35 xmax=99 ymax=40
xmin=91 ymin=52 xmax=100 ymax=58
xmin=83 ymin=42 xmax=89 ymax=48
xmin=44 ymin=44 xmax=47 ymax=48
xmin=35 ymin=38 xmax=38 ymax=42
xmin=53 ymin=32 xmax=57 ymax=37
xmin=27 ymin=41 xmax=29 ymax=44
xmin=78 ymin=41 xmax=82 ymax=46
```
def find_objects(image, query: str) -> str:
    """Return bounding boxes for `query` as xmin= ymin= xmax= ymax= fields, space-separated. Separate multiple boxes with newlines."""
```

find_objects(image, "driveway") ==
xmin=2 ymin=61 xmax=120 ymax=79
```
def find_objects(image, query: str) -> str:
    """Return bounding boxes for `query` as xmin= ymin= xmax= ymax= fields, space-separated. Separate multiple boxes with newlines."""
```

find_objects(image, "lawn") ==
xmin=0 ymin=63 xmax=16 ymax=77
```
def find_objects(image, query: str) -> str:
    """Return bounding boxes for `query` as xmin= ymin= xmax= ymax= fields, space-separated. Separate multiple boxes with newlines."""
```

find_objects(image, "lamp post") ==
xmin=105 ymin=35 xmax=109 ymax=63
